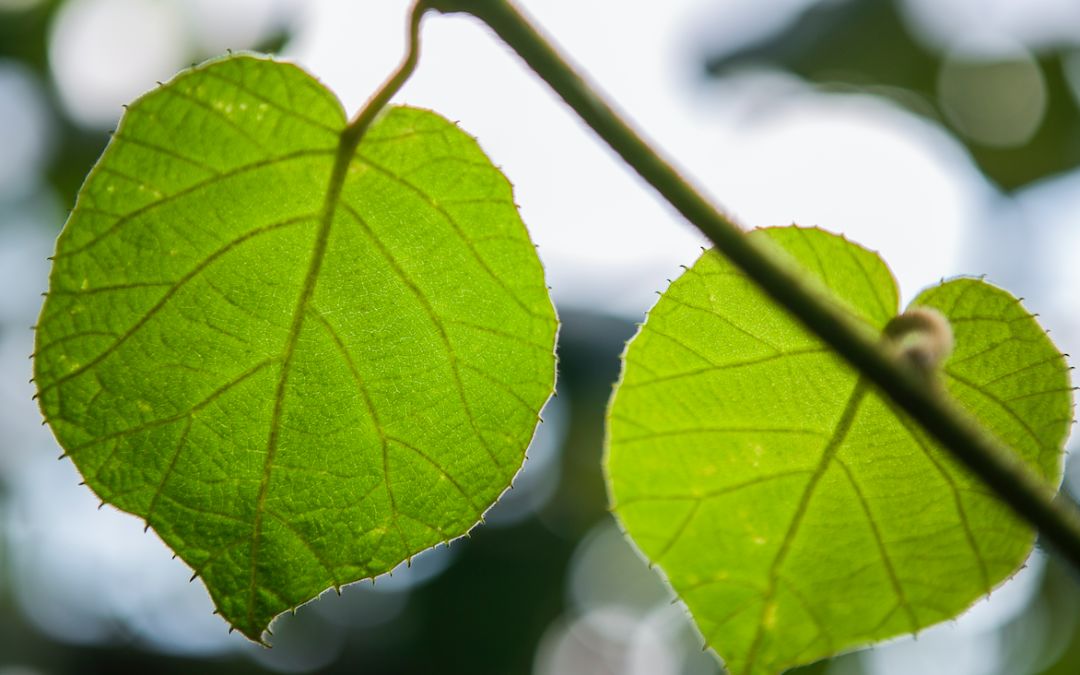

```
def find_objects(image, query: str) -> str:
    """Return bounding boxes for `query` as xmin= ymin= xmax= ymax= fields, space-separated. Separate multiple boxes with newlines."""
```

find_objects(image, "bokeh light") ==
xmin=0 ymin=62 xmax=53 ymax=201
xmin=48 ymin=0 xmax=188 ymax=128
xmin=938 ymin=40 xmax=1046 ymax=148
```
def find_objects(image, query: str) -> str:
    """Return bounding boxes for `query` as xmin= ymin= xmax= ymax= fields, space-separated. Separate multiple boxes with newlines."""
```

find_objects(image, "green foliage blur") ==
xmin=705 ymin=0 xmax=1080 ymax=191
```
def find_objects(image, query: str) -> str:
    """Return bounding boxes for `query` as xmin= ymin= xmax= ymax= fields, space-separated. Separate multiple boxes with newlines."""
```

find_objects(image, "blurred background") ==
xmin=2 ymin=0 xmax=1080 ymax=673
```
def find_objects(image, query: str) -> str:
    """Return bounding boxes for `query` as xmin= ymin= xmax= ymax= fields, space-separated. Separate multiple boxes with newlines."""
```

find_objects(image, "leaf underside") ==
xmin=34 ymin=54 xmax=557 ymax=641
xmin=606 ymin=226 xmax=1073 ymax=675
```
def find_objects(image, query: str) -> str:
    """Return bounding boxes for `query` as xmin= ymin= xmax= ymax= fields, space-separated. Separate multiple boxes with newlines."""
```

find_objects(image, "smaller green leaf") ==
xmin=606 ymin=226 xmax=1073 ymax=675
xmin=34 ymin=54 xmax=557 ymax=641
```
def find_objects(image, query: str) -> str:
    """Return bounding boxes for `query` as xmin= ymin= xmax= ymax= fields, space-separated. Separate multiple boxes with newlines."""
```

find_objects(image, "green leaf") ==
xmin=606 ymin=226 xmax=1073 ymax=674
xmin=33 ymin=54 xmax=557 ymax=641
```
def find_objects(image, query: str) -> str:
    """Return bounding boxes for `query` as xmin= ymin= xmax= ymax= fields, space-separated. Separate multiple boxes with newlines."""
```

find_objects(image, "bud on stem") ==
xmin=884 ymin=307 xmax=954 ymax=374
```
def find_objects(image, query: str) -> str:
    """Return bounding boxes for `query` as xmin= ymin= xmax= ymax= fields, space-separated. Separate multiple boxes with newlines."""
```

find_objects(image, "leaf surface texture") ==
xmin=606 ymin=226 xmax=1072 ymax=674
xmin=35 ymin=55 xmax=557 ymax=640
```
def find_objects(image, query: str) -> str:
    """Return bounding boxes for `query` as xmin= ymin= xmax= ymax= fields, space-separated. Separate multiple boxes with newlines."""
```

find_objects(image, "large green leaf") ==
xmin=606 ymin=226 xmax=1072 ymax=674
xmin=34 ymin=54 xmax=557 ymax=641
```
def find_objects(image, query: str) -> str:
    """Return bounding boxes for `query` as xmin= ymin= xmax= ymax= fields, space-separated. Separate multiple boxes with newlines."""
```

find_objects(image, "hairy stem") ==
xmin=342 ymin=0 xmax=429 ymax=154
xmin=427 ymin=0 xmax=1080 ymax=568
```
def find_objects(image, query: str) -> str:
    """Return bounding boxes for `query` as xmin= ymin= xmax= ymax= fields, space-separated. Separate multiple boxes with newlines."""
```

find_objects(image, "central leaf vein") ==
xmin=247 ymin=131 xmax=357 ymax=634
xmin=743 ymin=378 xmax=868 ymax=674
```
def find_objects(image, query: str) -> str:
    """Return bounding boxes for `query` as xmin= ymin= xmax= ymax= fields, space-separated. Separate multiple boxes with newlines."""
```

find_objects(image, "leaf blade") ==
xmin=606 ymin=226 xmax=1071 ymax=674
xmin=35 ymin=54 xmax=557 ymax=640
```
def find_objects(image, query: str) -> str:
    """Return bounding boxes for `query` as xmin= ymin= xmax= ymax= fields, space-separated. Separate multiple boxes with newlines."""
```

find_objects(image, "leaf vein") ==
xmin=354 ymin=154 xmax=545 ymax=320
xmin=39 ymin=216 xmax=312 ymax=396
xmin=58 ymin=149 xmax=332 ymax=260
xmin=742 ymin=379 xmax=866 ymax=674
xmin=834 ymin=457 xmax=919 ymax=631
xmin=341 ymin=202 xmax=504 ymax=469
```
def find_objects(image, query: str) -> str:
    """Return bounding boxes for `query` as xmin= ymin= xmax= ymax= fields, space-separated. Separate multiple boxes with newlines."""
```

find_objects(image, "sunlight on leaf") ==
xmin=606 ymin=226 xmax=1072 ymax=675
xmin=34 ymin=54 xmax=557 ymax=642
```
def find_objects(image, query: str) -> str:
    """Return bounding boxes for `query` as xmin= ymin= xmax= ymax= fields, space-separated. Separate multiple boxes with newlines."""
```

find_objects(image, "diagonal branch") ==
xmin=426 ymin=0 xmax=1080 ymax=569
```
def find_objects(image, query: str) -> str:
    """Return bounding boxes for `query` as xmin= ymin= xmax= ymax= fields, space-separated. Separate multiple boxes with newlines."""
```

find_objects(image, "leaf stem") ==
xmin=341 ymin=0 xmax=429 ymax=154
xmin=427 ymin=0 xmax=1080 ymax=568
xmin=244 ymin=0 xmax=432 ymax=640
